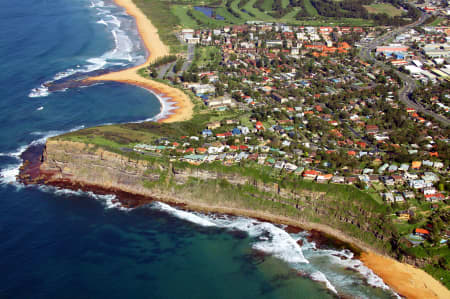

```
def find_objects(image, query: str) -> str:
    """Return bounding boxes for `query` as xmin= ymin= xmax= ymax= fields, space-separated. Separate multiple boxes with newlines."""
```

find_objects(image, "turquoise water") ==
xmin=0 ymin=0 xmax=397 ymax=298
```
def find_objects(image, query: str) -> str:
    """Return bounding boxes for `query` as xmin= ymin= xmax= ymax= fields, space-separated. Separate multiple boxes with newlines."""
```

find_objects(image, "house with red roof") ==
xmin=255 ymin=121 xmax=264 ymax=130
xmin=415 ymin=228 xmax=430 ymax=236
xmin=303 ymin=170 xmax=320 ymax=180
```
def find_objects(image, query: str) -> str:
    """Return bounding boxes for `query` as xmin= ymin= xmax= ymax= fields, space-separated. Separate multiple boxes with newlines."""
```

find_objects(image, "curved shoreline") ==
xmin=74 ymin=0 xmax=448 ymax=298
xmin=87 ymin=0 xmax=193 ymax=123
xmin=17 ymin=139 xmax=450 ymax=298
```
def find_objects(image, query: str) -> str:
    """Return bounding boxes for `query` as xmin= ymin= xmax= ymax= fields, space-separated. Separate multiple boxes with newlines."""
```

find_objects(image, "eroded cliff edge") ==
xmin=28 ymin=139 xmax=400 ymax=255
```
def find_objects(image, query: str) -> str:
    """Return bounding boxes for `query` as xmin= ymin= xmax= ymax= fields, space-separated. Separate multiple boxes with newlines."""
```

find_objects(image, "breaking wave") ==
xmin=152 ymin=202 xmax=309 ymax=265
xmin=152 ymin=202 xmax=216 ymax=227
xmin=29 ymin=0 xmax=145 ymax=98
xmin=311 ymin=271 xmax=338 ymax=294
xmin=151 ymin=202 xmax=399 ymax=297
xmin=0 ymin=126 xmax=85 ymax=186
xmin=38 ymin=185 xmax=130 ymax=211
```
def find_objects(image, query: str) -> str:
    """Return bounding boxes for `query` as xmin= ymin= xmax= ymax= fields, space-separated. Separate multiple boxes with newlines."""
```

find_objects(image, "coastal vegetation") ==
xmin=135 ymin=0 xmax=418 ymax=39
xmin=133 ymin=0 xmax=183 ymax=52
xmin=149 ymin=55 xmax=177 ymax=68
xmin=50 ymin=127 xmax=394 ymax=254
xmin=42 ymin=0 xmax=449 ymax=293
xmin=363 ymin=3 xmax=404 ymax=17
xmin=52 ymin=102 xmax=448 ymax=278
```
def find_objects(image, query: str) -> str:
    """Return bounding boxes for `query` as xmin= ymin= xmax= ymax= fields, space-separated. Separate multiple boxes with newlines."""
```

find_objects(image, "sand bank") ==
xmin=361 ymin=252 xmax=450 ymax=299
xmin=151 ymin=195 xmax=450 ymax=298
xmin=84 ymin=1 xmax=449 ymax=297
xmin=87 ymin=0 xmax=193 ymax=123
xmin=20 ymin=141 xmax=450 ymax=299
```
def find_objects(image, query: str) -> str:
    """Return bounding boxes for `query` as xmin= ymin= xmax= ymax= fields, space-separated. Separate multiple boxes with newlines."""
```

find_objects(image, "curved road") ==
xmin=358 ymin=13 xmax=450 ymax=127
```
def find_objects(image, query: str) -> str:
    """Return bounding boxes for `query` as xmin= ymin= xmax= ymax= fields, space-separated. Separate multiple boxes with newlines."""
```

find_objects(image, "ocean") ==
xmin=0 ymin=0 xmax=397 ymax=298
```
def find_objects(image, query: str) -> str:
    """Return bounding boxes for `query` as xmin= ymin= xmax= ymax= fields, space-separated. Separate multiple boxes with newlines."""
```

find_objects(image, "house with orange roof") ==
xmin=356 ymin=141 xmax=367 ymax=149
xmin=196 ymin=148 xmax=207 ymax=154
xmin=411 ymin=161 xmax=422 ymax=169
xmin=415 ymin=228 xmax=430 ymax=236
xmin=303 ymin=170 xmax=320 ymax=180
xmin=429 ymin=152 xmax=438 ymax=157
xmin=338 ymin=42 xmax=351 ymax=49
xmin=316 ymin=173 xmax=333 ymax=183
xmin=255 ymin=121 xmax=264 ymax=130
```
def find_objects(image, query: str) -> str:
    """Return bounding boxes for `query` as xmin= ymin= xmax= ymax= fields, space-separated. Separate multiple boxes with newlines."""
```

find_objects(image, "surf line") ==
xmin=85 ymin=0 xmax=193 ymax=123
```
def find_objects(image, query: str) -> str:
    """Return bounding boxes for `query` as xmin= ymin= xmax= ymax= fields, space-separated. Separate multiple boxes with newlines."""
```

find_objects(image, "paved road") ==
xmin=156 ymin=42 xmax=195 ymax=80
xmin=157 ymin=61 xmax=175 ymax=79
xmin=181 ymin=44 xmax=195 ymax=73
xmin=358 ymin=13 xmax=450 ymax=127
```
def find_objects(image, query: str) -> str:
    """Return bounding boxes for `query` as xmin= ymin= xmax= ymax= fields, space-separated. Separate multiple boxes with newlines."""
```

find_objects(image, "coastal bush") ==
xmin=150 ymin=55 xmax=177 ymax=68
xmin=133 ymin=0 xmax=182 ymax=53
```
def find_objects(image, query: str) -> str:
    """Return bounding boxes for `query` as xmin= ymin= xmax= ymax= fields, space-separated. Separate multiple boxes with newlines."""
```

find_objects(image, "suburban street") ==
xmin=157 ymin=43 xmax=195 ymax=79
xmin=181 ymin=43 xmax=195 ymax=73
xmin=358 ymin=13 xmax=450 ymax=126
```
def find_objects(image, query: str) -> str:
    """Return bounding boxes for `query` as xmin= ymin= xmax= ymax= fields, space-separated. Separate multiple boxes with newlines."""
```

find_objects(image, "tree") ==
xmin=174 ymin=59 xmax=184 ymax=73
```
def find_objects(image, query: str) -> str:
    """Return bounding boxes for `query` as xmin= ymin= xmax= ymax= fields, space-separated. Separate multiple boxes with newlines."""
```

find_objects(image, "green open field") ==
xmin=216 ymin=6 xmax=245 ymax=24
xmin=243 ymin=0 xmax=276 ymax=21
xmin=134 ymin=0 xmax=375 ymax=54
xmin=134 ymin=0 xmax=184 ymax=52
xmin=296 ymin=17 xmax=373 ymax=26
xmin=171 ymin=5 xmax=199 ymax=28
xmin=303 ymin=0 xmax=319 ymax=17
xmin=261 ymin=0 xmax=273 ymax=11
xmin=190 ymin=8 xmax=229 ymax=27
xmin=230 ymin=0 xmax=253 ymax=20
xmin=428 ymin=17 xmax=444 ymax=26
xmin=363 ymin=3 xmax=404 ymax=17
xmin=195 ymin=46 xmax=222 ymax=67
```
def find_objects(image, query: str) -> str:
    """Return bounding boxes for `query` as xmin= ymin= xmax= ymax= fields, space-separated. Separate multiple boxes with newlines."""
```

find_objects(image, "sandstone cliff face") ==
xmin=42 ymin=140 xmax=160 ymax=197
xmin=40 ymin=140 xmax=393 ymax=253
xmin=41 ymin=140 xmax=325 ymax=204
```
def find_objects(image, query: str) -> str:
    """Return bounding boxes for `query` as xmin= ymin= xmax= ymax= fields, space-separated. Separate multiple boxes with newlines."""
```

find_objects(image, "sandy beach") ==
xmin=83 ymin=0 xmax=450 ymax=297
xmin=143 ymin=196 xmax=450 ymax=298
xmin=135 ymin=192 xmax=450 ymax=299
xmin=361 ymin=252 xmax=450 ymax=299
xmin=20 ymin=138 xmax=450 ymax=298
xmin=87 ymin=0 xmax=193 ymax=123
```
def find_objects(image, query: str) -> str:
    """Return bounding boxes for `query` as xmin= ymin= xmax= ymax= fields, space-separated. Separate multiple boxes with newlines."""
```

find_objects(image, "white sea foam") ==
xmin=300 ymin=242 xmax=399 ymax=297
xmin=0 ymin=164 xmax=22 ymax=185
xmin=29 ymin=84 xmax=50 ymax=98
xmin=30 ymin=125 xmax=85 ymax=138
xmin=90 ymin=0 xmax=105 ymax=8
xmin=29 ymin=0 xmax=145 ymax=98
xmin=128 ymin=90 xmax=176 ymax=123
xmin=241 ymin=221 xmax=309 ymax=264
xmin=311 ymin=271 xmax=338 ymax=294
xmin=151 ymin=203 xmax=309 ymax=264
xmin=108 ymin=15 xmax=121 ymax=28
xmin=97 ymin=19 xmax=108 ymax=26
xmin=153 ymin=202 xmax=217 ymax=227
xmin=38 ymin=185 xmax=131 ymax=211
xmin=326 ymin=249 xmax=391 ymax=291
xmin=0 ymin=125 xmax=85 ymax=187
xmin=150 ymin=203 xmax=401 ymax=297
